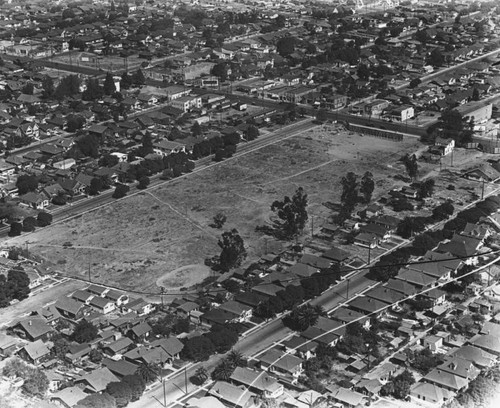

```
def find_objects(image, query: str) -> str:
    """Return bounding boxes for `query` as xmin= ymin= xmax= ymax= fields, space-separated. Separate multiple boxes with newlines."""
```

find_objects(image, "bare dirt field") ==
xmin=6 ymin=126 xmax=486 ymax=294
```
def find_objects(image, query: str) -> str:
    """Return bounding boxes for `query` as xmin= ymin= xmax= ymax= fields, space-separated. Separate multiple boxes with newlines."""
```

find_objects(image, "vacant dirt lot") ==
xmin=6 ymin=125 xmax=473 ymax=294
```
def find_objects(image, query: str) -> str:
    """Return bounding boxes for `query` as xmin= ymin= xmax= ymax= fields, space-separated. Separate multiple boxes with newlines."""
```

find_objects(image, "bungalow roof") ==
xmin=469 ymin=334 xmax=500 ymax=355
xmin=300 ymin=254 xmax=331 ymax=269
xmin=150 ymin=336 xmax=184 ymax=357
xmin=219 ymin=300 xmax=252 ymax=316
xmin=330 ymin=307 xmax=367 ymax=323
xmin=50 ymin=386 xmax=87 ymax=408
xmin=322 ymin=247 xmax=350 ymax=263
xmin=396 ymin=268 xmax=437 ymax=287
xmin=230 ymin=366 xmax=281 ymax=393
xmin=449 ymin=345 xmax=496 ymax=368
xmin=436 ymin=234 xmax=481 ymax=258
xmin=288 ymin=262 xmax=318 ymax=278
xmin=75 ymin=367 xmax=119 ymax=393
xmin=348 ymin=296 xmax=388 ymax=315
xmin=55 ymin=297 xmax=85 ymax=316
xmin=234 ymin=292 xmax=267 ymax=307
xmin=411 ymin=382 xmax=451 ymax=402
xmin=259 ymin=348 xmax=303 ymax=373
xmin=21 ymin=339 xmax=50 ymax=361
xmin=364 ymin=286 xmax=406 ymax=304
xmin=105 ymin=337 xmax=134 ymax=353
xmin=209 ymin=381 xmax=255 ymax=408
xmin=330 ymin=387 xmax=367 ymax=407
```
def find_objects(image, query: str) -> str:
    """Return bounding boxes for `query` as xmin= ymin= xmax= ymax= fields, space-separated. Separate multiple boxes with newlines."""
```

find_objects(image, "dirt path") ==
xmin=156 ymin=264 xmax=213 ymax=292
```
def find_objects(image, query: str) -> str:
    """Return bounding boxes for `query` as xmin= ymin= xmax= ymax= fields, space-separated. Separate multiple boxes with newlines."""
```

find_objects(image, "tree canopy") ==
xmin=218 ymin=229 xmax=247 ymax=271
xmin=271 ymin=187 xmax=308 ymax=239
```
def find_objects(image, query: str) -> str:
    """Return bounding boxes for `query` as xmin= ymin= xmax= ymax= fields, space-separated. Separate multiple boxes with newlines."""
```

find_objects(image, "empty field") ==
xmin=7 ymin=126 xmax=477 ymax=295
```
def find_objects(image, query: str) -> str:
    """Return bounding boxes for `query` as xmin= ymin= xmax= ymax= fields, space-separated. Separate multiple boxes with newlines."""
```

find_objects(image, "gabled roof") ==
xmin=230 ymin=366 xmax=281 ymax=393
xmin=468 ymin=334 xmax=500 ymax=355
xmin=14 ymin=317 xmax=53 ymax=340
xmin=437 ymin=356 xmax=480 ymax=379
xmin=396 ymin=268 xmax=437 ymax=287
xmin=209 ymin=381 xmax=255 ymax=408
xmin=150 ymin=337 xmax=184 ymax=357
xmin=322 ymin=247 xmax=350 ymax=262
xmin=50 ymin=386 xmax=87 ymax=407
xmin=130 ymin=321 xmax=152 ymax=337
xmin=219 ymin=300 xmax=252 ymax=316
xmin=21 ymin=339 xmax=50 ymax=361
xmin=288 ymin=262 xmax=318 ymax=278
xmin=55 ymin=297 xmax=85 ymax=316
xmin=103 ymin=357 xmax=138 ymax=377
xmin=300 ymin=254 xmax=331 ymax=269
xmin=410 ymin=382 xmax=451 ymax=402
xmin=436 ymin=234 xmax=481 ymax=258
xmin=75 ymin=367 xmax=119 ymax=393
xmin=259 ymin=348 xmax=303 ymax=373
xmin=330 ymin=387 xmax=367 ymax=406
xmin=348 ymin=296 xmax=388 ymax=315
xmin=364 ymin=286 xmax=406 ymax=304
xmin=104 ymin=337 xmax=134 ymax=353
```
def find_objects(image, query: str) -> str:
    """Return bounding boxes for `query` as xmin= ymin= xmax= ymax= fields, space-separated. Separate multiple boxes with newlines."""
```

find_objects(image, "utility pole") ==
xmin=88 ymin=252 xmax=91 ymax=282
xmin=311 ymin=215 xmax=314 ymax=237
xmin=368 ymin=244 xmax=372 ymax=265
xmin=346 ymin=278 xmax=350 ymax=300
xmin=481 ymin=178 xmax=485 ymax=200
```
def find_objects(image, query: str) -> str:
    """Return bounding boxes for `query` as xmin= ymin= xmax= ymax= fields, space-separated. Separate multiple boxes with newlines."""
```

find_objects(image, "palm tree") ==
xmin=137 ymin=362 xmax=160 ymax=384
xmin=195 ymin=366 xmax=208 ymax=384
xmin=295 ymin=304 xmax=324 ymax=331
xmin=226 ymin=349 xmax=244 ymax=368
xmin=211 ymin=359 xmax=235 ymax=381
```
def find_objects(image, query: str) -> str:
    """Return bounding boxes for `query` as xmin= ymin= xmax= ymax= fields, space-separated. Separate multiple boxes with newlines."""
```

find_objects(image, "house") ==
xmin=88 ymin=296 xmax=115 ymax=314
xmin=234 ymin=292 xmax=267 ymax=308
xmin=105 ymin=289 xmax=129 ymax=306
xmin=230 ymin=367 xmax=284 ymax=399
xmin=283 ymin=336 xmax=318 ymax=360
xmin=423 ymin=369 xmax=469 ymax=392
xmin=434 ymin=137 xmax=455 ymax=156
xmin=74 ymin=367 xmax=120 ymax=393
xmin=330 ymin=307 xmax=370 ymax=329
xmin=186 ymin=396 xmax=225 ymax=408
xmin=171 ymin=95 xmax=202 ymax=112
xmin=102 ymin=357 xmax=138 ymax=378
xmin=153 ymin=140 xmax=186 ymax=156
xmin=71 ymin=290 xmax=94 ymax=305
xmin=219 ymin=300 xmax=253 ymax=322
xmin=463 ymin=164 xmax=500 ymax=183
xmin=65 ymin=343 xmax=92 ymax=363
xmin=209 ymin=381 xmax=258 ymax=408
xmin=102 ymin=337 xmax=134 ymax=356
xmin=201 ymin=308 xmax=237 ymax=327
xmin=54 ymin=297 xmax=87 ymax=321
xmin=396 ymin=268 xmax=436 ymax=289
xmin=258 ymin=348 xmax=303 ymax=383
xmin=17 ymin=339 xmax=51 ymax=364
xmin=354 ymin=232 xmax=379 ymax=248
xmin=422 ymin=335 xmax=443 ymax=352
xmin=58 ymin=179 xmax=86 ymax=196
xmin=410 ymin=382 xmax=452 ymax=405
xmin=364 ymin=286 xmax=406 ymax=306
xmin=329 ymin=387 xmax=368 ymax=408
xmin=50 ymin=386 xmax=88 ymax=408
xmin=437 ymin=234 xmax=481 ymax=261
xmin=176 ymin=301 xmax=199 ymax=319
xmin=300 ymin=254 xmax=332 ymax=269
xmin=19 ymin=192 xmax=49 ymax=209
xmin=288 ymin=263 xmax=319 ymax=278
xmin=321 ymin=247 xmax=350 ymax=264
xmin=86 ymin=284 xmax=109 ymax=297
xmin=437 ymin=357 xmax=480 ymax=380
xmin=348 ymin=297 xmax=388 ymax=318
xmin=150 ymin=337 xmax=184 ymax=361
xmin=468 ymin=334 xmax=500 ymax=356
xmin=128 ymin=321 xmax=152 ymax=342
xmin=10 ymin=317 xmax=53 ymax=342
xmin=124 ymin=298 xmax=155 ymax=315
xmin=449 ymin=345 xmax=496 ymax=369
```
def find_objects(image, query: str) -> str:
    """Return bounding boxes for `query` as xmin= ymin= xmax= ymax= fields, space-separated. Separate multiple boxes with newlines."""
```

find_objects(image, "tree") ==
xmin=226 ymin=349 xmax=245 ymax=368
xmin=246 ymin=125 xmax=259 ymax=141
xmin=16 ymin=174 xmax=38 ymax=195
xmin=211 ymin=358 xmax=235 ymax=381
xmin=218 ymin=229 xmax=247 ymax=271
xmin=417 ymin=179 xmax=435 ymax=199
xmin=132 ymin=69 xmax=145 ymax=86
xmin=212 ymin=62 xmax=228 ymax=82
xmin=51 ymin=334 xmax=70 ymax=359
xmin=211 ymin=212 xmax=227 ymax=229
xmin=339 ymin=172 xmax=359 ymax=221
xmin=397 ymin=217 xmax=427 ymax=239
xmin=181 ymin=335 xmax=216 ymax=361
xmin=409 ymin=78 xmax=421 ymax=88
xmin=472 ymin=87 xmax=480 ymax=101
xmin=206 ymin=326 xmax=239 ymax=353
xmin=75 ymin=393 xmax=116 ymax=408
xmin=72 ymin=320 xmax=98 ymax=343
xmin=37 ymin=211 xmax=53 ymax=227
xmin=22 ymin=369 xmax=49 ymax=398
xmin=120 ymin=72 xmax=132 ymax=90
xmin=283 ymin=304 xmax=325 ymax=332
xmin=112 ymin=184 xmax=130 ymax=199
xmin=89 ymin=348 xmax=103 ymax=363
xmin=22 ymin=216 xmax=37 ymax=232
xmin=22 ymin=83 xmax=34 ymax=95
xmin=428 ymin=48 xmax=444 ymax=67
xmin=315 ymin=109 xmax=328 ymax=123
xmin=402 ymin=154 xmax=418 ymax=181
xmin=136 ymin=362 xmax=159 ymax=384
xmin=360 ymin=171 xmax=375 ymax=204
xmin=41 ymin=76 xmax=55 ymax=99
xmin=137 ymin=176 xmax=150 ymax=189
xmin=191 ymin=121 xmax=202 ymax=136
xmin=82 ymin=78 xmax=103 ymax=101
xmin=194 ymin=367 xmax=208 ymax=384
xmin=9 ymin=222 xmax=22 ymax=237
xmin=271 ymin=187 xmax=308 ymax=239
xmin=122 ymin=375 xmax=146 ymax=402
xmin=89 ymin=178 xmax=104 ymax=195
xmin=106 ymin=381 xmax=134 ymax=408
xmin=276 ymin=36 xmax=296 ymax=57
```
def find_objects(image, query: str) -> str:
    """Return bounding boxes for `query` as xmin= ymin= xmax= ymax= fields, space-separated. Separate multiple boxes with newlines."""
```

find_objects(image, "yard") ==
xmin=4 ymin=126 xmax=493 ymax=295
